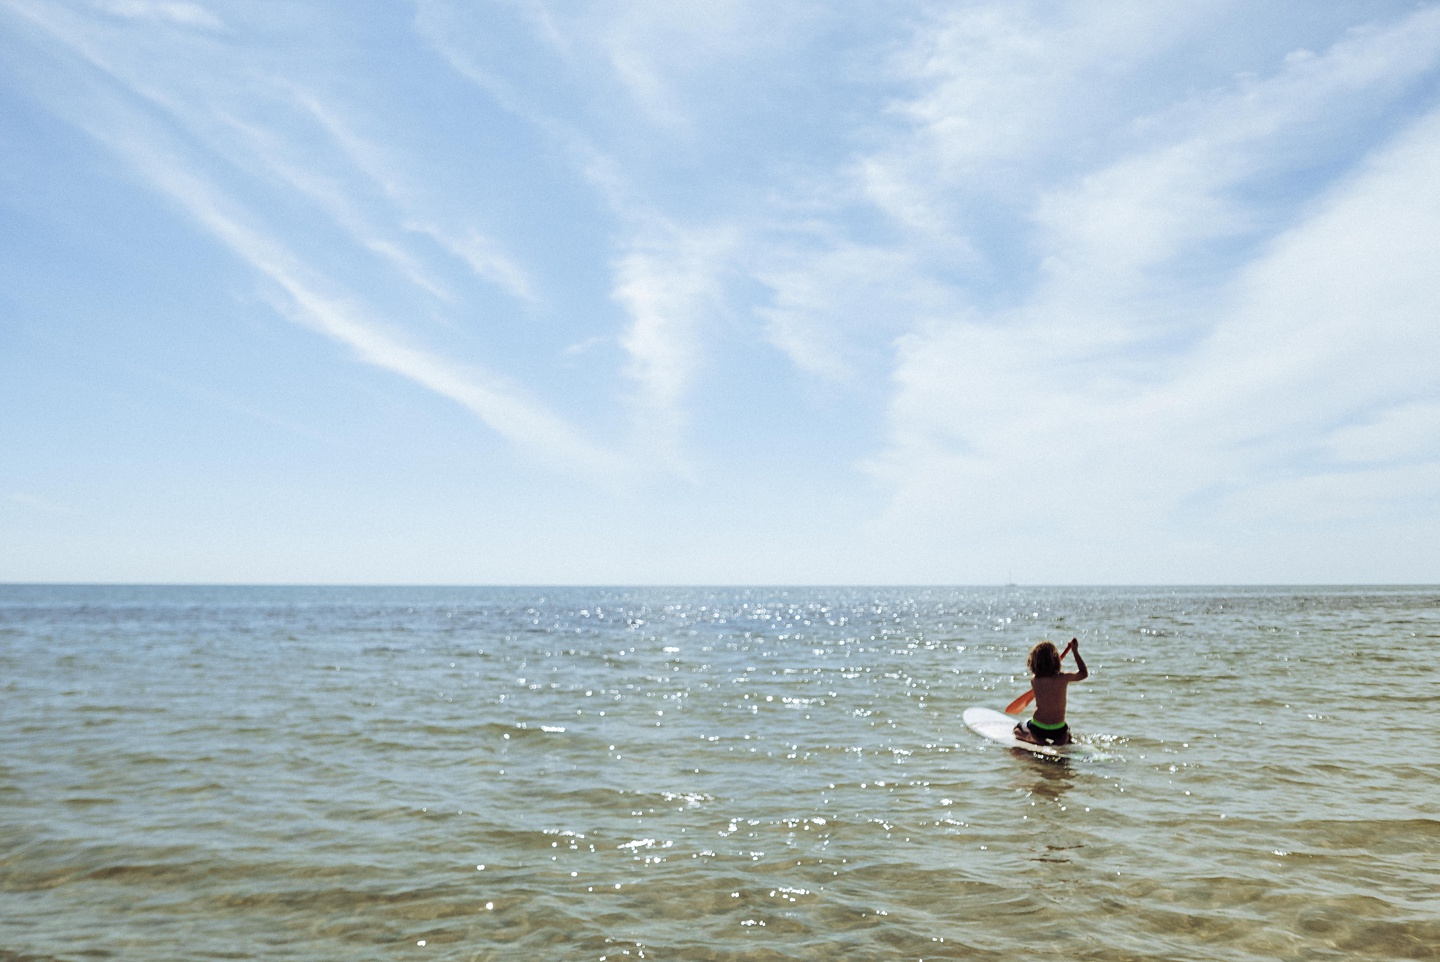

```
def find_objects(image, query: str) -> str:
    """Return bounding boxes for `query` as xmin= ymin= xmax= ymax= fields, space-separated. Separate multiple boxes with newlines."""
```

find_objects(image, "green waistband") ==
xmin=1027 ymin=717 xmax=1067 ymax=731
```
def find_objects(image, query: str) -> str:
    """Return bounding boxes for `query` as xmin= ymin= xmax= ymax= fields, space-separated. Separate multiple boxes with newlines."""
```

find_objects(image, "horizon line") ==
xmin=2 ymin=582 xmax=1435 ymax=589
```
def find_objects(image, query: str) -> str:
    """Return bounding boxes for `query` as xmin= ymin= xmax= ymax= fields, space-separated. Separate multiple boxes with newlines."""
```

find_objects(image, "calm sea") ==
xmin=1 ymin=586 xmax=1436 ymax=961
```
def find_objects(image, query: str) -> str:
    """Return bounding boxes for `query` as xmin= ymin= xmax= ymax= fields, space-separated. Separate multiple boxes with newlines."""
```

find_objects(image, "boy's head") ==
xmin=1028 ymin=641 xmax=1061 ymax=677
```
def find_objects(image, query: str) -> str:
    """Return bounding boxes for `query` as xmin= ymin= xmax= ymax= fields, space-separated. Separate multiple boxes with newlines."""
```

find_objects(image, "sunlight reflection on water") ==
xmin=2 ymin=585 xmax=1437 ymax=960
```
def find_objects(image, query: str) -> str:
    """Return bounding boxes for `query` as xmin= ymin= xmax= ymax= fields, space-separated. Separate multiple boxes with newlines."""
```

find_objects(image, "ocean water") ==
xmin=1 ymin=585 xmax=1437 ymax=961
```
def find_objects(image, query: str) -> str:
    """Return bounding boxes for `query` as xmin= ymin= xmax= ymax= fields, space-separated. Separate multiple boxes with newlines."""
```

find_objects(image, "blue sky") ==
xmin=3 ymin=0 xmax=1440 ymax=584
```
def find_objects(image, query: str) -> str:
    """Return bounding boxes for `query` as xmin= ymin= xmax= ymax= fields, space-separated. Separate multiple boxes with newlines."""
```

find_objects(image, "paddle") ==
xmin=1003 ymin=639 xmax=1076 ymax=715
xmin=1004 ymin=689 xmax=1034 ymax=715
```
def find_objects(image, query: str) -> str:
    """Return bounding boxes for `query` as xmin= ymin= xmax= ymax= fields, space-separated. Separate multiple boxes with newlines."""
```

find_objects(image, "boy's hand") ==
xmin=1063 ymin=638 xmax=1079 ymax=655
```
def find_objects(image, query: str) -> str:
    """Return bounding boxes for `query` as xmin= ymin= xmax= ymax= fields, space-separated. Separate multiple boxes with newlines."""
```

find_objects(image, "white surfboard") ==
xmin=963 ymin=707 xmax=1101 ymax=758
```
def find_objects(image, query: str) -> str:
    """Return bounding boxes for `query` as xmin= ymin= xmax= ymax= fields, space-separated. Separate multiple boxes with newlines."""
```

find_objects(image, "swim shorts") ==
xmin=1026 ymin=718 xmax=1069 ymax=744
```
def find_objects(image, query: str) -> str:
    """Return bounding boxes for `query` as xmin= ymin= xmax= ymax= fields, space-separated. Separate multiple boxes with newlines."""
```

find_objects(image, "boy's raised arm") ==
xmin=1063 ymin=638 xmax=1089 ymax=681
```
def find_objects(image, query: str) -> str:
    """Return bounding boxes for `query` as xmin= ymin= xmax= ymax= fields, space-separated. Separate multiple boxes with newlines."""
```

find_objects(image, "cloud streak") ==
xmin=138 ymin=137 xmax=626 ymax=477
xmin=4 ymin=0 xmax=622 ymax=475
xmin=867 ymin=93 xmax=1440 ymax=578
xmin=612 ymin=222 xmax=735 ymax=466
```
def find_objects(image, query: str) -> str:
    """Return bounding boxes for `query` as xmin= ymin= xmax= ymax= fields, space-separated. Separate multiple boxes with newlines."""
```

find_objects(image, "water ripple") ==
xmin=2 ymin=585 xmax=1437 ymax=960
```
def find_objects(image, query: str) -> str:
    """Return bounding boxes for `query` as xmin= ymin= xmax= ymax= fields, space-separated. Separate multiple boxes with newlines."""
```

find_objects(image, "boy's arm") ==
xmin=1062 ymin=638 xmax=1088 ymax=681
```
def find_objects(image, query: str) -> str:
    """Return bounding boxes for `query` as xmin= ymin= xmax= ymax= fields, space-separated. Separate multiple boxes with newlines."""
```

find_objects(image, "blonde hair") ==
xmin=1028 ymin=641 xmax=1061 ymax=677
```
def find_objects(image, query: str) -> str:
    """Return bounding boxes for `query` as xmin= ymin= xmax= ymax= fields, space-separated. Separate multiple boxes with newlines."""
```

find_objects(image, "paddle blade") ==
xmin=1004 ymin=689 xmax=1035 ymax=715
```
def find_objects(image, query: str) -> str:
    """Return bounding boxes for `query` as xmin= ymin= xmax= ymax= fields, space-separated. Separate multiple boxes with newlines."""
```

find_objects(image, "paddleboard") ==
xmin=963 ymin=707 xmax=1101 ymax=758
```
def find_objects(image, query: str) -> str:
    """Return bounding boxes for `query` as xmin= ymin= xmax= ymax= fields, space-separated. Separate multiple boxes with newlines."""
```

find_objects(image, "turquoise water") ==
xmin=2 ymin=586 xmax=1437 ymax=960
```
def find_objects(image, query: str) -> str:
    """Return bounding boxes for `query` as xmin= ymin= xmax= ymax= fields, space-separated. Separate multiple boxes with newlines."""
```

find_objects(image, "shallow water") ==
xmin=2 ymin=585 xmax=1437 ymax=961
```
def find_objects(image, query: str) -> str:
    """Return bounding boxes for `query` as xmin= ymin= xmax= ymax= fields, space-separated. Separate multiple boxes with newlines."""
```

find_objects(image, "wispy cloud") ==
xmin=199 ymin=169 xmax=621 ymax=474
xmin=285 ymin=88 xmax=541 ymax=304
xmin=207 ymin=103 xmax=456 ymax=303
xmin=116 ymin=133 xmax=628 ymax=477
xmin=1327 ymin=402 xmax=1440 ymax=466
xmin=416 ymin=2 xmax=753 ymax=464
xmin=613 ymin=222 xmax=735 ymax=465
xmin=866 ymin=92 xmax=1440 ymax=577
xmin=5 ymin=0 xmax=617 ymax=474
xmin=753 ymin=240 xmax=951 ymax=384
xmin=91 ymin=0 xmax=223 ymax=31
xmin=414 ymin=0 xmax=1440 ymax=529
xmin=405 ymin=221 xmax=538 ymax=305
xmin=856 ymin=2 xmax=1216 ymax=235
xmin=1028 ymin=6 xmax=1440 ymax=312
xmin=10 ymin=0 xmax=543 ymax=308
xmin=594 ymin=0 xmax=789 ymax=131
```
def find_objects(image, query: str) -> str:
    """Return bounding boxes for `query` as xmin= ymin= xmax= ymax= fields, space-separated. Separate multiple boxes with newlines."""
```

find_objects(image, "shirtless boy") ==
xmin=1013 ymin=638 xmax=1087 ymax=746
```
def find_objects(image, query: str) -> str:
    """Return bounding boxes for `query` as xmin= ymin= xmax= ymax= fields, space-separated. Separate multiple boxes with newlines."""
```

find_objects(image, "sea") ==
xmin=1 ymin=585 xmax=1436 ymax=961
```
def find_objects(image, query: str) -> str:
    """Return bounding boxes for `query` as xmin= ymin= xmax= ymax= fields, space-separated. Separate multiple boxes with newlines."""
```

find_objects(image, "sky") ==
xmin=3 ymin=0 xmax=1440 ymax=585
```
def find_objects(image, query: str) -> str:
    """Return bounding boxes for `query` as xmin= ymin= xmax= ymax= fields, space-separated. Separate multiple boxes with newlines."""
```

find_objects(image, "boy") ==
xmin=1013 ymin=638 xmax=1087 ymax=746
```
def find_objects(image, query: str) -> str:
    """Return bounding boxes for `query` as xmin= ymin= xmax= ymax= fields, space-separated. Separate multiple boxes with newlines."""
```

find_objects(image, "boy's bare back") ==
xmin=1029 ymin=639 xmax=1088 ymax=726
xmin=1029 ymin=672 xmax=1083 ymax=726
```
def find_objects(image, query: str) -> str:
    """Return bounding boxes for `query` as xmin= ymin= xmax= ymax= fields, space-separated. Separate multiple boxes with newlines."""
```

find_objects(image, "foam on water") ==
xmin=2 ymin=586 xmax=1437 ymax=960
